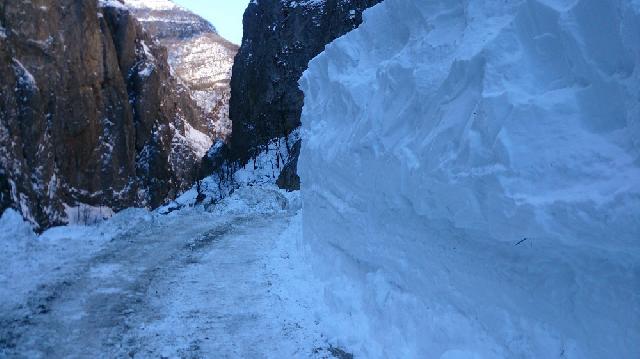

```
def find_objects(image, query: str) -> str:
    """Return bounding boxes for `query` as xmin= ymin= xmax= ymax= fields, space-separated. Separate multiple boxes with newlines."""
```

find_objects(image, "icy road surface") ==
xmin=0 ymin=188 xmax=338 ymax=358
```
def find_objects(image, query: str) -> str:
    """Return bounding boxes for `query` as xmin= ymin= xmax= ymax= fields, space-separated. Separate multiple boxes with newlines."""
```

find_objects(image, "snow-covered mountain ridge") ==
xmin=300 ymin=0 xmax=640 ymax=357
xmin=124 ymin=0 xmax=238 ymax=145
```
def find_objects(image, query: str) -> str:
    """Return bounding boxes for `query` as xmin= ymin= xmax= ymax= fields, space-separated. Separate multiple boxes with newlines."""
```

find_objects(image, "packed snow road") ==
xmin=0 ymin=187 xmax=336 ymax=358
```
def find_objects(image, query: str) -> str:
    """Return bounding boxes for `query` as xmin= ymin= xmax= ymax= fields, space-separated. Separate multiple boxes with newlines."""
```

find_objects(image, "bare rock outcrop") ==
xmin=0 ymin=0 xmax=204 ymax=229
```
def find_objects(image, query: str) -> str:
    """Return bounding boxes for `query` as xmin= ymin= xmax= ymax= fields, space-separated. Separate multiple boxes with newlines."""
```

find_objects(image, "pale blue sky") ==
xmin=173 ymin=0 xmax=250 ymax=44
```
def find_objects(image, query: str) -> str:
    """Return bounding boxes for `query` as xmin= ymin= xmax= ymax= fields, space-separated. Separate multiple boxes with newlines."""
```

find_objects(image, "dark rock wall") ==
xmin=0 ymin=0 xmax=202 ymax=230
xmin=227 ymin=0 xmax=382 ymax=189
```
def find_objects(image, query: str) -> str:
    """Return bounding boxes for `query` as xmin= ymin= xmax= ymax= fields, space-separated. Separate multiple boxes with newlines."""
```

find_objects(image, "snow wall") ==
xmin=299 ymin=0 xmax=640 ymax=357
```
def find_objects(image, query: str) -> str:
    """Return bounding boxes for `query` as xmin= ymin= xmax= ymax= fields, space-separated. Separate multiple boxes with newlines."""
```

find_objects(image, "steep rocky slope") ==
xmin=226 ymin=0 xmax=382 ymax=189
xmin=0 ymin=0 xmax=205 ymax=230
xmin=125 ymin=0 xmax=238 ymax=147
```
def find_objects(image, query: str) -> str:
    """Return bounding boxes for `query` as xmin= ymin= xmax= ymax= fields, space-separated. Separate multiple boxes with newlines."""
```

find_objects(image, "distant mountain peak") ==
xmin=122 ymin=0 xmax=218 ymax=38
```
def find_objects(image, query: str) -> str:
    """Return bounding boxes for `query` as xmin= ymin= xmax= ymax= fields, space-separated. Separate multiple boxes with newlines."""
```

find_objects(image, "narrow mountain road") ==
xmin=0 ymin=190 xmax=335 ymax=358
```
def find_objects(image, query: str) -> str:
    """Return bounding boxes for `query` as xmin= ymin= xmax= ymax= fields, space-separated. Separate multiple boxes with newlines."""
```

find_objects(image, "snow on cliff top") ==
xmin=123 ymin=0 xmax=179 ymax=10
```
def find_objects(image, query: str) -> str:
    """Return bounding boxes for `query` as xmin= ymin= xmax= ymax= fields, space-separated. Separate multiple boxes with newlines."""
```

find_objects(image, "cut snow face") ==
xmin=300 ymin=0 xmax=640 ymax=358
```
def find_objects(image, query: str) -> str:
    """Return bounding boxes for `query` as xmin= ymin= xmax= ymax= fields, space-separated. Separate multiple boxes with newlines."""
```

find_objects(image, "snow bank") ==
xmin=299 ymin=0 xmax=640 ymax=357
xmin=0 ymin=209 xmax=35 ymax=243
xmin=0 ymin=207 xmax=152 ymax=310
xmin=63 ymin=202 xmax=115 ymax=226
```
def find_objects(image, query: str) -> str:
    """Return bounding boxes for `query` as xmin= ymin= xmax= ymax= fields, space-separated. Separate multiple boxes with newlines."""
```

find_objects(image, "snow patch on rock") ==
xmin=183 ymin=122 xmax=213 ymax=159
xmin=123 ymin=0 xmax=178 ymax=11
xmin=99 ymin=0 xmax=127 ymax=10
xmin=12 ymin=59 xmax=37 ymax=90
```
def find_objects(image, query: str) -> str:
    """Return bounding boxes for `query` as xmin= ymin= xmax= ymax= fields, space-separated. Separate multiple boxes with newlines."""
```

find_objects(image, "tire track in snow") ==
xmin=0 ymin=211 xmax=237 ymax=357
xmin=0 ymin=207 xmax=339 ymax=358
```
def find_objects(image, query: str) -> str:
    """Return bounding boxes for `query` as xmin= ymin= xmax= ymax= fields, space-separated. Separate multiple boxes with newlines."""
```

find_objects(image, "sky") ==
xmin=172 ymin=0 xmax=250 ymax=45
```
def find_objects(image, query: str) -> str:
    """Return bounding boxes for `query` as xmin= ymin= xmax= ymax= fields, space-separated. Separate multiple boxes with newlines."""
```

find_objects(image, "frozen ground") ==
xmin=0 ymin=186 xmax=342 ymax=358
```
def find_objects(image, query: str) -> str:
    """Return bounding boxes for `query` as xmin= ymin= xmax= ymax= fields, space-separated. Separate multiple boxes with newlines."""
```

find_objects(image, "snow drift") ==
xmin=299 ymin=0 xmax=640 ymax=357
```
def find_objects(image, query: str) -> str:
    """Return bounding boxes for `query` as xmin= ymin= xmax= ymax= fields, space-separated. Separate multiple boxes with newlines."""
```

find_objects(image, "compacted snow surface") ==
xmin=0 ymin=141 xmax=349 ymax=357
xmin=300 ymin=0 xmax=639 ymax=357
xmin=0 ymin=184 xmax=338 ymax=357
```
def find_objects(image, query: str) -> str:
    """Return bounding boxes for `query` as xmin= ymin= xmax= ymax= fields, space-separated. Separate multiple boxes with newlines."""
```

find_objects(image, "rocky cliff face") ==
xmin=0 ymin=0 xmax=205 ymax=230
xmin=125 ymin=0 xmax=238 ymax=148
xmin=227 ymin=0 xmax=382 ymax=189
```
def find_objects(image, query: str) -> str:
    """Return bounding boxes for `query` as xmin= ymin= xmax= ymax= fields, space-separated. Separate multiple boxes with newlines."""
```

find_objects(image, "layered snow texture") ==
xmin=300 ymin=0 xmax=640 ymax=357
